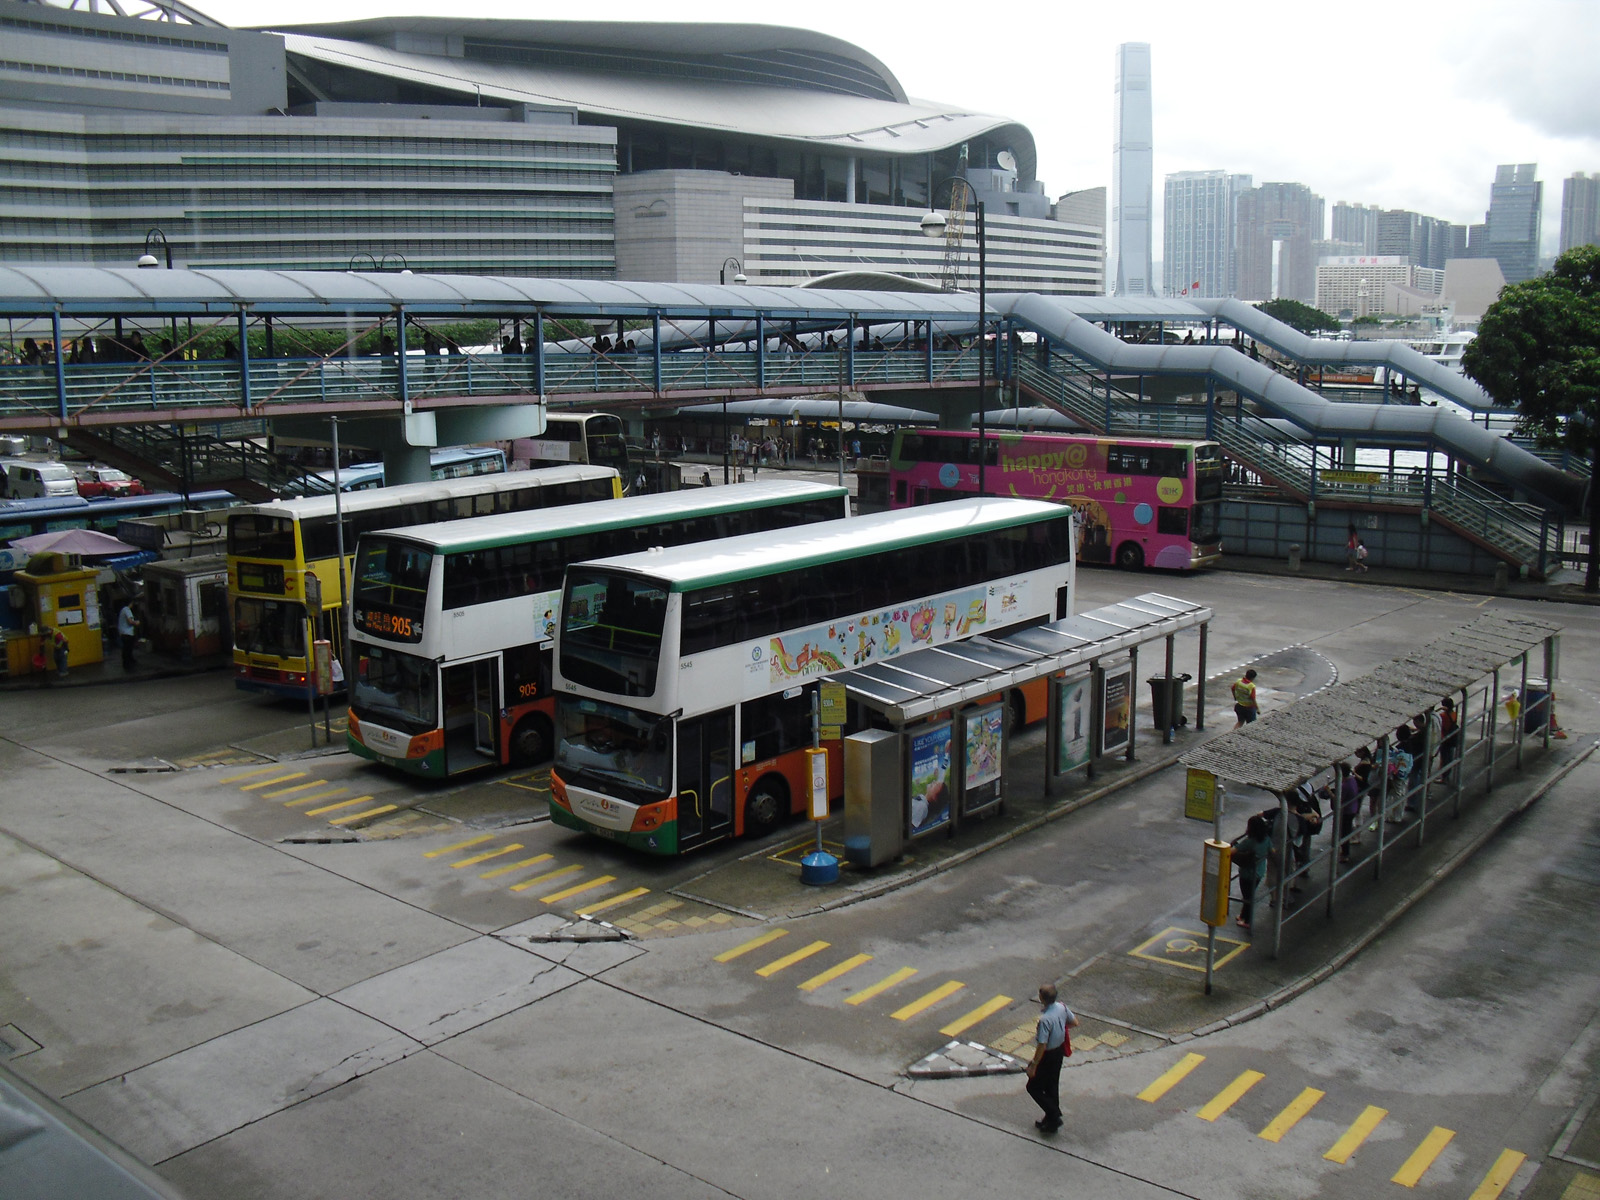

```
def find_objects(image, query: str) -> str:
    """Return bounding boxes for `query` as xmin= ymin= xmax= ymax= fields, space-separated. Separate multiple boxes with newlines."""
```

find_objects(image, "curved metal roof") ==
xmin=678 ymin=398 xmax=938 ymax=422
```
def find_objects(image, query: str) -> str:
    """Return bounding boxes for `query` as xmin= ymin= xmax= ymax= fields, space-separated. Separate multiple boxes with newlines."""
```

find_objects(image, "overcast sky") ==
xmin=203 ymin=0 xmax=1600 ymax=258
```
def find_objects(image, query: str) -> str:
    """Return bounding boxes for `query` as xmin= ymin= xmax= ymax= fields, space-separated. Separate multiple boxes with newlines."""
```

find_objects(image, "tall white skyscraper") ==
xmin=1164 ymin=170 xmax=1251 ymax=297
xmin=1111 ymin=43 xmax=1153 ymax=296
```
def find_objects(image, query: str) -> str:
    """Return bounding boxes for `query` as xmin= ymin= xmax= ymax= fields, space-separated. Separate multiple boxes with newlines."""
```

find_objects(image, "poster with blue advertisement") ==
xmin=907 ymin=720 xmax=953 ymax=838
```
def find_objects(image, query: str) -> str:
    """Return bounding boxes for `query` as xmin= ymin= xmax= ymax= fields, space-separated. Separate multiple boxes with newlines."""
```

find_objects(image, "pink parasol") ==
xmin=10 ymin=528 xmax=141 ymax=557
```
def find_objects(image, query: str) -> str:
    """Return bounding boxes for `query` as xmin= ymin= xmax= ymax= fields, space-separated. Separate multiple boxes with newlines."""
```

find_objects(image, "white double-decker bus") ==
xmin=550 ymin=497 xmax=1076 ymax=854
xmin=347 ymin=480 xmax=851 ymax=777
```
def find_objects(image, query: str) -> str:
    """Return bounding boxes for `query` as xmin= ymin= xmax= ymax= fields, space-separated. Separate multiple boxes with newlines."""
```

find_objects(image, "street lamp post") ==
xmin=137 ymin=228 xmax=187 ymax=499
xmin=921 ymin=187 xmax=988 ymax=496
xmin=720 ymin=257 xmax=747 ymax=286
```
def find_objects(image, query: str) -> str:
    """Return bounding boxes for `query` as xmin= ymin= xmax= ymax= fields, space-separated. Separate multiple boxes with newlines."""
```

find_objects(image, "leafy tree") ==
xmin=1463 ymin=244 xmax=1600 ymax=589
xmin=1257 ymin=298 xmax=1341 ymax=334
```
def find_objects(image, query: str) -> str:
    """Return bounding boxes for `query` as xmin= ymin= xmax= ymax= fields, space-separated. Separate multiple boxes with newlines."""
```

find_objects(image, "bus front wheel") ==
xmin=509 ymin=713 xmax=553 ymax=766
xmin=1115 ymin=542 xmax=1145 ymax=570
xmin=744 ymin=777 xmax=789 ymax=838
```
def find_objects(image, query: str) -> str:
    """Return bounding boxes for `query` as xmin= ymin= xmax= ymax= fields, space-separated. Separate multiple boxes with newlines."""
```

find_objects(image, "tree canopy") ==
xmin=1256 ymin=298 xmax=1341 ymax=334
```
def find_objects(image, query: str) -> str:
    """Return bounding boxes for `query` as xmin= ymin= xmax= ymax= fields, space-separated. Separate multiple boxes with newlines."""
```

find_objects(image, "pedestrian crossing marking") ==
xmin=509 ymin=864 xmax=583 ymax=892
xmin=541 ymin=875 xmax=616 ymax=904
xmin=1324 ymin=1105 xmax=1388 ymax=1163
xmin=264 ymin=779 xmax=329 ymax=799
xmin=283 ymin=788 xmax=348 ymax=807
xmin=799 ymin=953 xmax=873 ymax=993
xmin=1392 ymin=1126 xmax=1454 ymax=1187
xmin=845 ymin=966 xmax=918 ymax=1006
xmin=241 ymin=772 xmax=306 ymax=792
xmin=755 ymin=940 xmax=831 ymax=978
xmin=1197 ymin=1070 xmax=1265 ymax=1121
xmin=423 ymin=834 xmax=495 ymax=858
xmin=579 ymin=887 xmax=650 ymax=917
xmin=479 ymin=854 xmax=552 ymax=880
xmin=306 ymin=796 xmax=374 ymax=817
xmin=1258 ymin=1087 xmax=1325 ymax=1142
xmin=714 ymin=929 xmax=789 ymax=963
xmin=1468 ymin=1150 xmax=1527 ymax=1200
xmin=221 ymin=765 xmax=283 ymax=783
xmin=329 ymin=804 xmax=397 ymax=826
xmin=1138 ymin=1053 xmax=1205 ymax=1102
xmin=890 ymin=980 xmax=964 ymax=1021
xmin=452 ymin=844 xmax=524 ymax=868
xmin=939 ymin=994 xmax=1012 ymax=1038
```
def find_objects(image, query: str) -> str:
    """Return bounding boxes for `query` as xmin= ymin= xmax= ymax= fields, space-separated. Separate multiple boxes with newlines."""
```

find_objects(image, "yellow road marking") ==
xmin=283 ymin=788 xmax=348 ymax=807
xmin=1467 ymin=1150 xmax=1527 ymax=1200
xmin=714 ymin=930 xmax=789 ymax=963
xmin=755 ymin=941 xmax=831 ymax=978
xmin=221 ymin=765 xmax=283 ymax=783
xmin=424 ymin=835 xmax=495 ymax=858
xmin=1258 ymin=1088 xmax=1325 ymax=1142
xmin=846 ymin=966 xmax=918 ymax=1006
xmin=264 ymin=779 xmax=329 ymax=799
xmin=1197 ymin=1070 xmax=1265 ymax=1121
xmin=541 ymin=875 xmax=617 ymax=904
xmin=452 ymin=844 xmax=524 ymax=868
xmin=1392 ymin=1127 xmax=1455 ymax=1187
xmin=799 ymin=953 xmax=873 ymax=992
xmin=509 ymin=864 xmax=583 ymax=892
xmin=306 ymin=796 xmax=373 ymax=816
xmin=579 ymin=887 xmax=651 ymax=916
xmin=241 ymin=772 xmax=305 ymax=791
xmin=1138 ymin=1052 xmax=1206 ymax=1102
xmin=479 ymin=854 xmax=552 ymax=880
xmin=1324 ymin=1105 xmax=1388 ymax=1163
xmin=329 ymin=805 xmax=397 ymax=825
xmin=940 ymin=994 xmax=1013 ymax=1038
xmin=890 ymin=980 xmax=965 ymax=1021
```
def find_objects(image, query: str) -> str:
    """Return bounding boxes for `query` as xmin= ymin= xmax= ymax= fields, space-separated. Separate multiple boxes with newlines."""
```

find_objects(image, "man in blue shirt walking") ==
xmin=1026 ymin=983 xmax=1078 ymax=1133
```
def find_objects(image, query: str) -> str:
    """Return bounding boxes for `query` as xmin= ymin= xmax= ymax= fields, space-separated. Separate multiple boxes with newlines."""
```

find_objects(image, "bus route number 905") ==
xmin=357 ymin=609 xmax=417 ymax=641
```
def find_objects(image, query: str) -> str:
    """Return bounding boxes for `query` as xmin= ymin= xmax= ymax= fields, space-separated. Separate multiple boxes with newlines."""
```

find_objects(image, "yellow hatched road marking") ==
xmin=845 ymin=966 xmax=918 ymax=1006
xmin=424 ymin=835 xmax=495 ymax=858
xmin=509 ymin=864 xmax=582 ymax=892
xmin=1258 ymin=1088 xmax=1325 ymax=1142
xmin=452 ymin=844 xmax=524 ymax=868
xmin=1197 ymin=1070 xmax=1265 ymax=1121
xmin=891 ymin=980 xmax=965 ymax=1021
xmin=220 ymin=765 xmax=283 ymax=783
xmin=799 ymin=952 xmax=873 ymax=992
xmin=940 ymin=994 xmax=1013 ymax=1038
xmin=1467 ymin=1149 xmax=1527 ymax=1200
xmin=264 ymin=779 xmax=329 ymax=799
xmin=1138 ymin=1053 xmax=1206 ymax=1102
xmin=479 ymin=854 xmax=552 ymax=880
xmin=541 ymin=875 xmax=617 ymax=904
xmin=306 ymin=796 xmax=373 ymax=817
xmin=579 ymin=887 xmax=650 ymax=916
xmin=329 ymin=805 xmax=397 ymax=826
xmin=1324 ymin=1105 xmax=1388 ymax=1163
xmin=755 ymin=941 xmax=831 ymax=978
xmin=1392 ymin=1127 xmax=1455 ymax=1187
xmin=241 ymin=772 xmax=306 ymax=791
xmin=283 ymin=788 xmax=348 ymax=807
xmin=714 ymin=930 xmax=789 ymax=963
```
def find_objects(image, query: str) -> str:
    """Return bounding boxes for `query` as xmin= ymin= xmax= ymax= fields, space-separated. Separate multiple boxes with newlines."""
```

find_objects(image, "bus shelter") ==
xmin=1180 ymin=610 xmax=1563 ymax=958
xmin=824 ymin=593 xmax=1212 ymax=853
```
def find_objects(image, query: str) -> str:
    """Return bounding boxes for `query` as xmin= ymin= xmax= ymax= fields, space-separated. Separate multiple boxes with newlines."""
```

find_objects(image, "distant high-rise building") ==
xmin=1484 ymin=164 xmax=1543 ymax=283
xmin=1560 ymin=172 xmax=1600 ymax=253
xmin=1235 ymin=182 xmax=1324 ymax=303
xmin=1162 ymin=170 xmax=1251 ymax=297
xmin=1110 ymin=43 xmax=1153 ymax=296
xmin=1374 ymin=210 xmax=1457 ymax=269
xmin=1331 ymin=202 xmax=1380 ymax=254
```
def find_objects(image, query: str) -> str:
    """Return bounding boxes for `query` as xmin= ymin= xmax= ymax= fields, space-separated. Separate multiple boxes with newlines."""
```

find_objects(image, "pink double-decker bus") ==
xmin=888 ymin=428 xmax=1223 ymax=571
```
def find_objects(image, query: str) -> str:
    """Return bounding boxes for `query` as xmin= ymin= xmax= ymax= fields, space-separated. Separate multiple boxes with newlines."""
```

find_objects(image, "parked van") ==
xmin=3 ymin=461 xmax=79 ymax=499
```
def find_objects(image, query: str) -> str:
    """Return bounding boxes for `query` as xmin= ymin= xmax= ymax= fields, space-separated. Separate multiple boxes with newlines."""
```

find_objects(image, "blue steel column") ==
xmin=52 ymin=310 xmax=67 ymax=422
xmin=651 ymin=313 xmax=661 ymax=394
xmin=395 ymin=309 xmax=409 ymax=405
xmin=533 ymin=312 xmax=545 ymax=396
xmin=237 ymin=310 xmax=252 ymax=410
xmin=756 ymin=313 xmax=766 ymax=390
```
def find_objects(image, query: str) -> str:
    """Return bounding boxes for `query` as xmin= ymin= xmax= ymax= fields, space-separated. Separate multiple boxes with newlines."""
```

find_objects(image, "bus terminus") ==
xmin=228 ymin=464 xmax=619 ymax=699
xmin=888 ymin=428 xmax=1223 ymax=571
xmin=551 ymin=497 xmax=1076 ymax=854
xmin=346 ymin=480 xmax=852 ymax=777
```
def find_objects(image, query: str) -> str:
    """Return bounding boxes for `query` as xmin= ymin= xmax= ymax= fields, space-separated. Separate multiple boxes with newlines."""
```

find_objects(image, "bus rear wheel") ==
xmin=509 ymin=713 xmax=553 ymax=766
xmin=743 ymin=776 xmax=789 ymax=838
xmin=1116 ymin=541 xmax=1145 ymax=570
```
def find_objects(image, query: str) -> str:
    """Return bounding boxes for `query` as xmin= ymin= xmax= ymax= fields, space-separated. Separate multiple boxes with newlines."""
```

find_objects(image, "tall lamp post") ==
xmin=720 ymin=257 xmax=747 ymax=285
xmin=921 ymin=186 xmax=988 ymax=495
xmin=137 ymin=228 xmax=188 ymax=502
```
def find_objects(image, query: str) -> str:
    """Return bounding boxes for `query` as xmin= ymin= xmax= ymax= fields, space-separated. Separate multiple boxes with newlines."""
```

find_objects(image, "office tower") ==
xmin=1331 ymin=202 xmax=1380 ymax=254
xmin=1560 ymin=173 xmax=1600 ymax=253
xmin=1484 ymin=164 xmax=1543 ymax=283
xmin=1234 ymin=182 xmax=1324 ymax=303
xmin=1375 ymin=210 xmax=1456 ymax=269
xmin=1163 ymin=170 xmax=1250 ymax=297
xmin=1110 ymin=43 xmax=1153 ymax=296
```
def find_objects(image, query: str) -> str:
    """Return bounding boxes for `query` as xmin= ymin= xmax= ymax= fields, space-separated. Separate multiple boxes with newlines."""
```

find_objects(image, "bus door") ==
xmin=443 ymin=658 xmax=498 ymax=771
xmin=675 ymin=710 xmax=734 ymax=850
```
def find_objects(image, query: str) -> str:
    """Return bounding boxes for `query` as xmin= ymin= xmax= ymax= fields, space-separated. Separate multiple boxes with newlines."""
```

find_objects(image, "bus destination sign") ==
xmin=354 ymin=606 xmax=423 ymax=643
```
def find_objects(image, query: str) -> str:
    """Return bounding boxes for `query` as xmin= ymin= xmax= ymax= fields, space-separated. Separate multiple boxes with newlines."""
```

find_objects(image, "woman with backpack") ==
xmin=1231 ymin=814 xmax=1272 ymax=930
